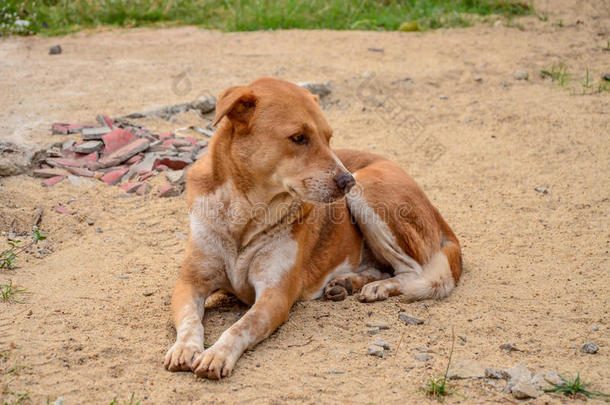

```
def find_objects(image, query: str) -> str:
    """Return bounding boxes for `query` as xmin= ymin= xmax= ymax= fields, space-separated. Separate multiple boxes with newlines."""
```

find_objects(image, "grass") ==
xmin=423 ymin=331 xmax=458 ymax=399
xmin=109 ymin=393 xmax=141 ymax=405
xmin=1 ymin=392 xmax=30 ymax=405
xmin=0 ymin=0 xmax=532 ymax=36
xmin=1 ymin=226 xmax=46 ymax=270
xmin=543 ymin=372 xmax=610 ymax=401
xmin=0 ymin=280 xmax=27 ymax=303
xmin=541 ymin=62 xmax=570 ymax=87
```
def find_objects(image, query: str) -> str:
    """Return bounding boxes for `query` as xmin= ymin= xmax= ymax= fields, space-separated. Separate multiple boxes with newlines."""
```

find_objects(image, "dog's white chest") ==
xmin=189 ymin=183 xmax=298 ymax=302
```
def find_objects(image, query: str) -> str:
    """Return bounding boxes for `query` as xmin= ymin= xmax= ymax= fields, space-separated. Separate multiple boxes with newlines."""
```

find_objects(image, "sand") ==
xmin=1 ymin=0 xmax=608 ymax=403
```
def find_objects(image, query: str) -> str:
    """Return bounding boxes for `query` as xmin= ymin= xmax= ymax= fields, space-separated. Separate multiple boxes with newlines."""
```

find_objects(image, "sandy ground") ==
xmin=1 ymin=0 xmax=609 ymax=403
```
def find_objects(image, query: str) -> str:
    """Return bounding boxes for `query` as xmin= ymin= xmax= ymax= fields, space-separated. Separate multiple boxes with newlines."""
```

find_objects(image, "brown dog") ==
xmin=164 ymin=78 xmax=462 ymax=379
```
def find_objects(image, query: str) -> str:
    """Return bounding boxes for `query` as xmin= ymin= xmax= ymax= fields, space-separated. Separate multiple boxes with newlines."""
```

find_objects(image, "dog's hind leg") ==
xmin=324 ymin=266 xmax=389 ymax=301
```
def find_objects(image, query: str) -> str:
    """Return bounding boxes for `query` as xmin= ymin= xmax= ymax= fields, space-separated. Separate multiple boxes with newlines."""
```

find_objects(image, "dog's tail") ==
xmin=398 ymin=210 xmax=462 ymax=301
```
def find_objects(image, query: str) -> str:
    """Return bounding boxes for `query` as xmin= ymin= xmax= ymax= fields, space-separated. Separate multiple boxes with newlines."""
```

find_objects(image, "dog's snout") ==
xmin=334 ymin=173 xmax=355 ymax=192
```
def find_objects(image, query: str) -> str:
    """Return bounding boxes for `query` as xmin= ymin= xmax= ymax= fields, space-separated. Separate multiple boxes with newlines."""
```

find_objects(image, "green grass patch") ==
xmin=1 ymin=0 xmax=532 ymax=36
xmin=543 ymin=372 xmax=610 ymax=401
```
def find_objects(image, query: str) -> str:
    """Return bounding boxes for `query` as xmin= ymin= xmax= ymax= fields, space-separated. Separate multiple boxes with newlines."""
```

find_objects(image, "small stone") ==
xmin=96 ymin=114 xmax=115 ymax=129
xmin=485 ymin=368 xmax=504 ymax=379
xmin=1 ymin=142 xmax=47 ymax=176
xmin=82 ymin=127 xmax=111 ymax=140
xmin=535 ymin=186 xmax=549 ymax=195
xmin=328 ymin=369 xmax=345 ymax=375
xmin=448 ymin=359 xmax=485 ymax=380
xmin=67 ymin=124 xmax=92 ymax=134
xmin=581 ymin=341 xmax=599 ymax=354
xmin=473 ymin=75 xmax=483 ymax=82
xmin=511 ymin=381 xmax=539 ymax=399
xmin=398 ymin=313 xmax=424 ymax=325
xmin=166 ymin=169 xmax=185 ymax=184
xmin=603 ymin=73 xmax=610 ymax=82
xmin=116 ymin=275 xmax=129 ymax=279
xmin=532 ymin=371 xmax=562 ymax=388
xmin=87 ymin=221 xmax=94 ymax=226
xmin=368 ymin=345 xmax=384 ymax=358
xmin=49 ymin=45 xmax=62 ymax=55
xmin=68 ymin=175 xmax=94 ymax=187
xmin=503 ymin=364 xmax=532 ymax=395
xmin=413 ymin=353 xmax=430 ymax=362
xmin=365 ymin=320 xmax=390 ymax=330
xmin=298 ymin=82 xmax=332 ymax=98
xmin=458 ymin=334 xmax=467 ymax=342
xmin=73 ymin=141 xmax=103 ymax=154
xmin=500 ymin=342 xmax=522 ymax=352
xmin=367 ymin=328 xmax=382 ymax=336
xmin=439 ymin=95 xmax=448 ymax=100
xmin=591 ymin=326 xmax=599 ymax=331
xmin=514 ymin=70 xmax=529 ymax=80
xmin=95 ymin=228 xmax=103 ymax=233
xmin=372 ymin=339 xmax=390 ymax=350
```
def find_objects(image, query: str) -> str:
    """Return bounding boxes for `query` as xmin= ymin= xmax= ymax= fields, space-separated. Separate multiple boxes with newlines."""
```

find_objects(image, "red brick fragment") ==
xmin=119 ymin=182 xmax=142 ymax=193
xmin=138 ymin=171 xmax=155 ymax=182
xmin=158 ymin=133 xmax=174 ymax=140
xmin=54 ymin=205 xmax=75 ymax=215
xmin=42 ymin=175 xmax=66 ymax=187
xmin=33 ymin=168 xmax=69 ymax=178
xmin=52 ymin=123 xmax=69 ymax=135
xmin=155 ymin=164 xmax=169 ymax=171
xmin=161 ymin=140 xmax=176 ymax=148
xmin=65 ymin=167 xmax=95 ymax=177
xmin=67 ymin=123 xmax=94 ymax=134
xmin=158 ymin=182 xmax=181 ymax=198
xmin=126 ymin=154 xmax=143 ymax=165
xmin=100 ymin=168 xmax=129 ymax=185
xmin=154 ymin=157 xmax=191 ymax=170
xmin=97 ymin=114 xmax=115 ymax=129
xmin=135 ymin=183 xmax=151 ymax=196
xmin=98 ymin=138 xmax=150 ymax=168
xmin=101 ymin=129 xmax=137 ymax=155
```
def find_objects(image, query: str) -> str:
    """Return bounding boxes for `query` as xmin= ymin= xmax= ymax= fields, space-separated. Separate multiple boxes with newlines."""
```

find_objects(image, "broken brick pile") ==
xmin=36 ymin=114 xmax=211 ymax=197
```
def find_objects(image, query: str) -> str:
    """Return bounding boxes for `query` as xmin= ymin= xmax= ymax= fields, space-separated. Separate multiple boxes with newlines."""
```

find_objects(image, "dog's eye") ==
xmin=290 ymin=134 xmax=307 ymax=145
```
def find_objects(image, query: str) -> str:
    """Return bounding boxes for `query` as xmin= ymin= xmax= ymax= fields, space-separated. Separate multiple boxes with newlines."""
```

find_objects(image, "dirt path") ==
xmin=1 ymin=0 xmax=608 ymax=403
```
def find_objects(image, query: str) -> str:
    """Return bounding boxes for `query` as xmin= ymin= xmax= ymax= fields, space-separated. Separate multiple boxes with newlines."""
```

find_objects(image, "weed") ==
xmin=544 ymin=372 xmax=610 ymax=401
xmin=423 ymin=331 xmax=459 ymax=399
xmin=109 ymin=393 xmax=141 ymax=405
xmin=0 ymin=280 xmax=26 ymax=303
xmin=2 ymin=391 xmax=30 ymax=405
xmin=1 ymin=226 xmax=47 ymax=269
xmin=582 ymin=68 xmax=592 ymax=89
xmin=541 ymin=62 xmax=570 ymax=87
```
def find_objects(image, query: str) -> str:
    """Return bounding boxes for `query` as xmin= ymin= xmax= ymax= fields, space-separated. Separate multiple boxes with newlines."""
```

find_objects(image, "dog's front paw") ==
xmin=324 ymin=276 xmax=354 ymax=301
xmin=164 ymin=341 xmax=203 ymax=372
xmin=192 ymin=345 xmax=237 ymax=379
xmin=358 ymin=280 xmax=390 ymax=303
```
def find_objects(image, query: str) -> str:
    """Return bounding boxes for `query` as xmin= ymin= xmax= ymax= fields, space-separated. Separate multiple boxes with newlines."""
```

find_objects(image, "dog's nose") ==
xmin=335 ymin=173 xmax=355 ymax=192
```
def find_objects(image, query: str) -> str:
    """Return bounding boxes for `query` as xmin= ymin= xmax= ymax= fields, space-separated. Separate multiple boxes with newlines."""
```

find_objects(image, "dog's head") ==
xmin=212 ymin=78 xmax=355 ymax=203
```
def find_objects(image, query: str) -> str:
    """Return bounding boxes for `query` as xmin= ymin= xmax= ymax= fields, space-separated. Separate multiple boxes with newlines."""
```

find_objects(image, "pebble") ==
xmin=73 ymin=140 xmax=103 ymax=154
xmin=534 ymin=186 xmax=549 ymax=195
xmin=413 ymin=353 xmax=430 ymax=362
xmin=398 ymin=313 xmax=424 ymax=325
xmin=49 ymin=45 xmax=62 ymax=55
xmin=439 ymin=95 xmax=448 ymax=100
xmin=514 ymin=70 xmax=529 ymax=80
xmin=532 ymin=371 xmax=562 ymax=388
xmin=365 ymin=320 xmax=390 ymax=330
xmin=591 ymin=326 xmax=599 ymax=331
xmin=473 ymin=75 xmax=483 ymax=82
xmin=368 ymin=345 xmax=384 ymax=358
xmin=581 ymin=341 xmax=599 ymax=354
xmin=95 ymin=228 xmax=103 ymax=233
xmin=500 ymin=342 xmax=522 ymax=352
xmin=458 ymin=334 xmax=467 ymax=342
xmin=484 ymin=368 xmax=505 ymax=379
xmin=372 ymin=339 xmax=390 ymax=350
xmin=116 ymin=275 xmax=129 ymax=279
xmin=603 ymin=73 xmax=610 ymax=81
xmin=328 ymin=369 xmax=345 ymax=374
xmin=503 ymin=364 xmax=539 ymax=399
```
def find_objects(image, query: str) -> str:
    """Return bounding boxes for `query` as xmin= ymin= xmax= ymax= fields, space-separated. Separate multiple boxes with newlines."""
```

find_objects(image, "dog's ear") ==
xmin=212 ymin=86 xmax=257 ymax=127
